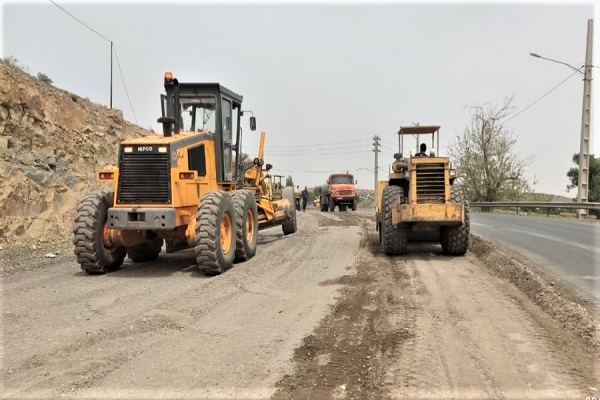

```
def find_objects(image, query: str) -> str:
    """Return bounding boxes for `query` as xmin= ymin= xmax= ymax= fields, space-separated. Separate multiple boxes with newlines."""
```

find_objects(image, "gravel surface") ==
xmin=1 ymin=209 xmax=598 ymax=399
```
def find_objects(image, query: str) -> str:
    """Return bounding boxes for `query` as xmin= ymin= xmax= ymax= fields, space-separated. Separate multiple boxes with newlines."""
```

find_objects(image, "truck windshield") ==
xmin=330 ymin=175 xmax=354 ymax=184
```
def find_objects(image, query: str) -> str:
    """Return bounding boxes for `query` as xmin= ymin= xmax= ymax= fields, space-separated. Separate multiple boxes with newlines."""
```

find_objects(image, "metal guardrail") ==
xmin=470 ymin=201 xmax=600 ymax=210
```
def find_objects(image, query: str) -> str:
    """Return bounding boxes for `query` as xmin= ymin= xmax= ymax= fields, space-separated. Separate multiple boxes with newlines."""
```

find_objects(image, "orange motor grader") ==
xmin=73 ymin=72 xmax=296 ymax=275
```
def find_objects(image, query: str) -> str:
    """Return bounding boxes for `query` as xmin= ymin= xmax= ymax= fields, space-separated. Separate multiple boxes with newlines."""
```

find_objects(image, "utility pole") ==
xmin=373 ymin=135 xmax=381 ymax=204
xmin=577 ymin=19 xmax=593 ymax=219
xmin=110 ymin=41 xmax=113 ymax=109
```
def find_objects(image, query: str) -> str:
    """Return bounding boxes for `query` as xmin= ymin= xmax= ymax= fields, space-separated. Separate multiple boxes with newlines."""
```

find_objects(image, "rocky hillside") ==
xmin=0 ymin=61 xmax=152 ymax=246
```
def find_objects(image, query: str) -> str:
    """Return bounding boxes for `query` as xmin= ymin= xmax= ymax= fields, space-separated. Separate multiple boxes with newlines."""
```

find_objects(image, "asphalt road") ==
xmin=471 ymin=212 xmax=600 ymax=303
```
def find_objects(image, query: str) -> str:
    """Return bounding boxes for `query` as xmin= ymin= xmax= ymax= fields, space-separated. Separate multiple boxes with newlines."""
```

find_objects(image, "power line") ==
xmin=112 ymin=44 xmax=138 ymax=124
xmin=49 ymin=0 xmax=137 ymax=122
xmin=505 ymin=69 xmax=581 ymax=123
xmin=245 ymin=143 xmax=371 ymax=153
xmin=246 ymin=138 xmax=370 ymax=149
xmin=261 ymin=150 xmax=371 ymax=157
xmin=49 ymin=0 xmax=111 ymax=43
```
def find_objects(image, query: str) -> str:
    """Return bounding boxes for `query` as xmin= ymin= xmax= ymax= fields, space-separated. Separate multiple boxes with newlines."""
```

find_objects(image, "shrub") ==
xmin=37 ymin=72 xmax=53 ymax=85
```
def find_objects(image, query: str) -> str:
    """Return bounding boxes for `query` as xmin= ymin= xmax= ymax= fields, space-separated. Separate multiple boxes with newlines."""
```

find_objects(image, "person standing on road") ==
xmin=301 ymin=186 xmax=309 ymax=212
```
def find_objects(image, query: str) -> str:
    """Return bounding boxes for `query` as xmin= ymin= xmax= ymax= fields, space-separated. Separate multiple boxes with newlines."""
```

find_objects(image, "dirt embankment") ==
xmin=0 ymin=61 xmax=151 ymax=246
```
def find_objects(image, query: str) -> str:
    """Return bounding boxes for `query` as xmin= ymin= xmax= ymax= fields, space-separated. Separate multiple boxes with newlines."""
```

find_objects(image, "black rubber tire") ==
xmin=127 ymin=238 xmax=163 ymax=263
xmin=73 ymin=190 xmax=126 ymax=274
xmin=329 ymin=199 xmax=335 ymax=212
xmin=340 ymin=204 xmax=347 ymax=212
xmin=282 ymin=187 xmax=297 ymax=235
xmin=440 ymin=186 xmax=470 ymax=256
xmin=195 ymin=191 xmax=237 ymax=275
xmin=382 ymin=186 xmax=407 ymax=255
xmin=351 ymin=199 xmax=357 ymax=211
xmin=231 ymin=190 xmax=258 ymax=262
xmin=320 ymin=198 xmax=328 ymax=212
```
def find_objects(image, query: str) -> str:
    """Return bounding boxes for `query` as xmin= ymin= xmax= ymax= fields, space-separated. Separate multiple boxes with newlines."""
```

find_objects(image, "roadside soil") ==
xmin=274 ymin=211 xmax=599 ymax=400
xmin=1 ymin=209 xmax=598 ymax=399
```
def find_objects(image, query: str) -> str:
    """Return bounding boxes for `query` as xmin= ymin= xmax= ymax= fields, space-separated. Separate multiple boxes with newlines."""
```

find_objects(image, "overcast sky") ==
xmin=2 ymin=0 xmax=598 ymax=196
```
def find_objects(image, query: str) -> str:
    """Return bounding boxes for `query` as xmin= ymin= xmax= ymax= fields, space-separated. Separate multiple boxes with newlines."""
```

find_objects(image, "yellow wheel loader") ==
xmin=375 ymin=125 xmax=469 ymax=256
xmin=73 ymin=72 xmax=296 ymax=275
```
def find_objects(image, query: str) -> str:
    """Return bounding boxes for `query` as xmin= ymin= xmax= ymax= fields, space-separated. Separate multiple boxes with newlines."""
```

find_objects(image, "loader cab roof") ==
xmin=397 ymin=125 xmax=441 ymax=158
xmin=398 ymin=125 xmax=440 ymax=135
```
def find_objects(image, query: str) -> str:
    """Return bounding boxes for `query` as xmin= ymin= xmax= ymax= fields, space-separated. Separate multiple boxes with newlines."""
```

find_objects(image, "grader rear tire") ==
xmin=73 ymin=190 xmax=126 ymax=274
xmin=232 ymin=190 xmax=258 ymax=262
xmin=382 ymin=186 xmax=407 ymax=255
xmin=440 ymin=186 xmax=470 ymax=256
xmin=127 ymin=238 xmax=163 ymax=263
xmin=282 ymin=187 xmax=297 ymax=235
xmin=195 ymin=191 xmax=237 ymax=275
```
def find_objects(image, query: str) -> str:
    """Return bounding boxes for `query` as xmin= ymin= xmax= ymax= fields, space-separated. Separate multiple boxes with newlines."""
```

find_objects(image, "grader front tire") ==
xmin=73 ymin=190 xmax=126 ymax=274
xmin=282 ymin=187 xmax=298 ymax=235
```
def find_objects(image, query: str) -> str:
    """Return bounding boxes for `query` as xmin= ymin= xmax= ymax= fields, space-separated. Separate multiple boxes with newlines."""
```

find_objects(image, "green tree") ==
xmin=567 ymin=153 xmax=599 ymax=217
xmin=286 ymin=175 xmax=294 ymax=187
xmin=37 ymin=72 xmax=53 ymax=85
xmin=449 ymin=97 xmax=531 ymax=206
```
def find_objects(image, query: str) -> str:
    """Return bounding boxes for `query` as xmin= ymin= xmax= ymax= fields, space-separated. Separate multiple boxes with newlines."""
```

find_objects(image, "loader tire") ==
xmin=127 ymin=238 xmax=163 ymax=263
xmin=282 ymin=187 xmax=297 ymax=235
xmin=232 ymin=190 xmax=258 ymax=262
xmin=440 ymin=186 xmax=470 ymax=256
xmin=352 ymin=199 xmax=357 ymax=211
xmin=73 ymin=190 xmax=126 ymax=274
xmin=382 ymin=186 xmax=407 ymax=255
xmin=195 ymin=191 xmax=236 ymax=275
xmin=329 ymin=199 xmax=335 ymax=212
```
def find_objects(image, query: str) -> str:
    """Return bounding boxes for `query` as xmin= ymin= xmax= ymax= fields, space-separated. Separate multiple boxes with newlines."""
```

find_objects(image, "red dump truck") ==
xmin=319 ymin=172 xmax=357 ymax=212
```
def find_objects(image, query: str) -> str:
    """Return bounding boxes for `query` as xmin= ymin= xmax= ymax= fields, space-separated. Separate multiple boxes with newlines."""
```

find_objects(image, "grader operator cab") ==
xmin=73 ymin=72 xmax=296 ymax=276
xmin=375 ymin=125 xmax=469 ymax=256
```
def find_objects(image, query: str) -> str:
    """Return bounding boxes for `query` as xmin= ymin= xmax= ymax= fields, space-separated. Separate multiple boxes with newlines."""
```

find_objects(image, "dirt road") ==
xmin=1 ymin=210 xmax=598 ymax=399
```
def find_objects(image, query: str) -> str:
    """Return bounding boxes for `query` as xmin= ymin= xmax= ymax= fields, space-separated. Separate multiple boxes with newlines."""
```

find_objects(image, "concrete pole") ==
xmin=577 ymin=19 xmax=593 ymax=219
xmin=373 ymin=135 xmax=380 ymax=204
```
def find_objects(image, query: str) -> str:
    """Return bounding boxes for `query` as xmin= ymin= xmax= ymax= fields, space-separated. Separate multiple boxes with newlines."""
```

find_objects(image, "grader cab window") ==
xmin=179 ymin=96 xmax=217 ymax=133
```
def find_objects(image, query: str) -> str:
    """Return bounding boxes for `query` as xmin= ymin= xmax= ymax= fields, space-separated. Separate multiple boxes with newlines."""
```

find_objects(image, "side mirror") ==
xmin=355 ymin=180 xmax=358 ymax=184
xmin=250 ymin=116 xmax=256 ymax=131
